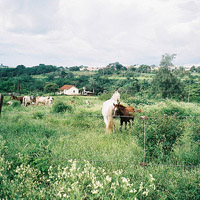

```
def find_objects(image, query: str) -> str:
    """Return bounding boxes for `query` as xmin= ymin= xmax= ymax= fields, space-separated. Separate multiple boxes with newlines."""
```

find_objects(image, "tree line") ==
xmin=0 ymin=54 xmax=200 ymax=102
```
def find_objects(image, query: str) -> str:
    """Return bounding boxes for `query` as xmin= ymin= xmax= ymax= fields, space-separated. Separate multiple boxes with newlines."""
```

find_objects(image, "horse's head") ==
xmin=113 ymin=102 xmax=121 ymax=117
xmin=111 ymin=90 xmax=120 ymax=103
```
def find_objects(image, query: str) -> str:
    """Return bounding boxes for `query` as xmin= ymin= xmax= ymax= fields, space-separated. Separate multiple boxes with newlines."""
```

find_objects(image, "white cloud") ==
xmin=0 ymin=0 xmax=200 ymax=67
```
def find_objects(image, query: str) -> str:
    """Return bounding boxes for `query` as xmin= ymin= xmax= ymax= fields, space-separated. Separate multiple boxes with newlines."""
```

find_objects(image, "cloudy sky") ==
xmin=0 ymin=0 xmax=200 ymax=67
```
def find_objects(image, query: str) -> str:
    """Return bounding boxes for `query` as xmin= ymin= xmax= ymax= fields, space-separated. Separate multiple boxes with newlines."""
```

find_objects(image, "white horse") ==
xmin=102 ymin=90 xmax=120 ymax=133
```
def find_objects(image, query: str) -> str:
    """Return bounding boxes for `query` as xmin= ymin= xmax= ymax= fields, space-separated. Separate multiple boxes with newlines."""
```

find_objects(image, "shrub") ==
xmin=11 ymin=101 xmax=21 ymax=107
xmin=52 ymin=102 xmax=72 ymax=113
xmin=135 ymin=105 xmax=185 ymax=161
xmin=98 ymin=93 xmax=112 ymax=101
xmin=172 ymin=118 xmax=200 ymax=165
xmin=33 ymin=112 xmax=44 ymax=119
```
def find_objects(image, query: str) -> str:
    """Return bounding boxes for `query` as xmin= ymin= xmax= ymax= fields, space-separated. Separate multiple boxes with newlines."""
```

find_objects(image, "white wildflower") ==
xmin=130 ymin=189 xmax=137 ymax=193
xmin=91 ymin=190 xmax=99 ymax=194
xmin=70 ymin=161 xmax=77 ymax=172
xmin=93 ymin=181 xmax=103 ymax=189
xmin=139 ymin=182 xmax=143 ymax=191
xmin=122 ymin=177 xmax=128 ymax=184
xmin=149 ymin=174 xmax=155 ymax=182
xmin=150 ymin=184 xmax=156 ymax=190
xmin=114 ymin=169 xmax=123 ymax=176
xmin=106 ymin=175 xmax=112 ymax=183
xmin=142 ymin=189 xmax=149 ymax=196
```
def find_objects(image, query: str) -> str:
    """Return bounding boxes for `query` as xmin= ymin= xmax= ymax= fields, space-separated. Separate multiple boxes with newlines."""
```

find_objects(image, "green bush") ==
xmin=140 ymin=116 xmax=184 ymax=161
xmin=52 ymin=102 xmax=72 ymax=113
xmin=11 ymin=100 xmax=21 ymax=107
xmin=172 ymin=118 xmax=200 ymax=165
xmin=98 ymin=93 xmax=112 ymax=101
xmin=33 ymin=112 xmax=44 ymax=119
xmin=126 ymin=96 xmax=153 ymax=105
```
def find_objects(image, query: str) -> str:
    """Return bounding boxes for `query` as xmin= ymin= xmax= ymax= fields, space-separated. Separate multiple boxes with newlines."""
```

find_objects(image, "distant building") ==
xmin=80 ymin=66 xmax=103 ymax=71
xmin=82 ymin=87 xmax=95 ymax=96
xmin=59 ymin=85 xmax=79 ymax=95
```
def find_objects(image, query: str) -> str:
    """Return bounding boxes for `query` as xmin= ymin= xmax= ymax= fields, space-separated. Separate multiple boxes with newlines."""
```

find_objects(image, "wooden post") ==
xmin=0 ymin=93 xmax=3 ymax=117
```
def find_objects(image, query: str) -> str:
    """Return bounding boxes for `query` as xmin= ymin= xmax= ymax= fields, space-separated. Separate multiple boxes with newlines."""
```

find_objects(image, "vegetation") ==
xmin=0 ymin=54 xmax=200 ymax=198
xmin=52 ymin=101 xmax=72 ymax=113
xmin=1 ymin=57 xmax=200 ymax=102
xmin=0 ymin=95 xmax=200 ymax=199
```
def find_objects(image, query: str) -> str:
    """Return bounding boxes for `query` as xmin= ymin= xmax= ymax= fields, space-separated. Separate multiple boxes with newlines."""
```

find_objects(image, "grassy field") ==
xmin=0 ymin=95 xmax=200 ymax=199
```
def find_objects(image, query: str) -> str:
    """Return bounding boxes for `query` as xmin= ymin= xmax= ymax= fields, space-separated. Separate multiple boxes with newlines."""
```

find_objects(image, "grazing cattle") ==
xmin=85 ymin=100 xmax=91 ymax=105
xmin=113 ymin=103 xmax=142 ymax=131
xmin=102 ymin=90 xmax=120 ymax=133
xmin=7 ymin=101 xmax=13 ymax=106
xmin=10 ymin=95 xmax=24 ymax=104
xmin=22 ymin=96 xmax=36 ymax=107
xmin=36 ymin=96 xmax=54 ymax=106
xmin=70 ymin=100 xmax=74 ymax=104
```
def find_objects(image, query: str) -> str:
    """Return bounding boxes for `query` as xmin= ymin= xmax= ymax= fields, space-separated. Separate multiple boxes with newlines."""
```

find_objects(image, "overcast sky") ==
xmin=0 ymin=0 xmax=200 ymax=67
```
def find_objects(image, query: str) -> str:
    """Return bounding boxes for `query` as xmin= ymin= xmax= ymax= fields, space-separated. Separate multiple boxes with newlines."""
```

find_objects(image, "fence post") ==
xmin=140 ymin=116 xmax=148 ymax=200
xmin=140 ymin=116 xmax=148 ymax=166
xmin=0 ymin=93 xmax=3 ymax=117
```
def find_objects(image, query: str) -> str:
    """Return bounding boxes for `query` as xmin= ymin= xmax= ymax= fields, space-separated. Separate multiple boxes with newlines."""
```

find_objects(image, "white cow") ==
xmin=23 ymin=96 xmax=36 ymax=107
xmin=7 ymin=101 xmax=13 ymax=106
xmin=36 ymin=96 xmax=54 ymax=106
xmin=85 ymin=100 xmax=91 ymax=105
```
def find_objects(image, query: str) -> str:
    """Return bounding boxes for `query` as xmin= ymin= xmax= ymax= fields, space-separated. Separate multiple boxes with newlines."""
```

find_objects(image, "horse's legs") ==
xmin=125 ymin=121 xmax=128 ymax=130
xmin=120 ymin=119 xmax=123 ymax=131
xmin=103 ymin=115 xmax=108 ymax=128
xmin=132 ymin=118 xmax=135 ymax=127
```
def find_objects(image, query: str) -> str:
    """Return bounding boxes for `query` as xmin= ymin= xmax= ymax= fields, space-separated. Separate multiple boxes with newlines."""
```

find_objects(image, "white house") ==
xmin=59 ymin=85 xmax=79 ymax=95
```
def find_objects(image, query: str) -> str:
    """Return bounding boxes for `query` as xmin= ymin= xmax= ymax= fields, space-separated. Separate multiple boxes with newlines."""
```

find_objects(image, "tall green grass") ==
xmin=0 ymin=96 xmax=200 ymax=199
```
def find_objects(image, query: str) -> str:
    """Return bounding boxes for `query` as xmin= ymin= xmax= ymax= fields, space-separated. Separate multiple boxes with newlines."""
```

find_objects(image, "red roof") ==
xmin=59 ymin=85 xmax=74 ymax=91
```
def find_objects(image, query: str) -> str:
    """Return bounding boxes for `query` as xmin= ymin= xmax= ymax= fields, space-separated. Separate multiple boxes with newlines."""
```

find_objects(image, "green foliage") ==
xmin=11 ymin=100 xmax=21 ymax=107
xmin=160 ymin=53 xmax=176 ymax=67
xmin=33 ymin=112 xmax=44 ymax=119
xmin=52 ymin=102 xmax=72 ymax=113
xmin=135 ymin=101 xmax=197 ymax=161
xmin=44 ymin=82 xmax=59 ymax=94
xmin=69 ymin=66 xmax=80 ymax=71
xmin=173 ymin=118 xmax=200 ymax=165
xmin=97 ymin=92 xmax=112 ymax=101
xmin=0 ymin=97 xmax=200 ymax=199
xmin=152 ymin=67 xmax=185 ymax=99
xmin=126 ymin=96 xmax=153 ymax=105
xmin=136 ymin=65 xmax=151 ymax=73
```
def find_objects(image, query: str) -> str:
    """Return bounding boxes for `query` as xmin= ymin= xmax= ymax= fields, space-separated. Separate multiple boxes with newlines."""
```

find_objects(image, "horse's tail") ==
xmin=135 ymin=109 xmax=142 ymax=113
xmin=107 ymin=106 xmax=114 ymax=133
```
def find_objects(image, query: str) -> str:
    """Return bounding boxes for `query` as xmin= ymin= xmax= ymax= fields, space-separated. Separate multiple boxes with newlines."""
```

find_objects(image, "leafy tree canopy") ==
xmin=160 ymin=53 xmax=177 ymax=67
xmin=44 ymin=83 xmax=59 ymax=95
xmin=152 ymin=66 xmax=185 ymax=99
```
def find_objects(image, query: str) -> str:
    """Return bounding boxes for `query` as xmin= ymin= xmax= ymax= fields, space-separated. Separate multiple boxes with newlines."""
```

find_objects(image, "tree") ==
xmin=152 ymin=67 xmax=185 ymax=99
xmin=16 ymin=65 xmax=26 ymax=70
xmin=160 ymin=53 xmax=176 ymax=67
xmin=190 ymin=66 xmax=196 ymax=72
xmin=47 ymin=74 xmax=55 ymax=81
xmin=136 ymin=65 xmax=151 ymax=73
xmin=44 ymin=83 xmax=59 ymax=95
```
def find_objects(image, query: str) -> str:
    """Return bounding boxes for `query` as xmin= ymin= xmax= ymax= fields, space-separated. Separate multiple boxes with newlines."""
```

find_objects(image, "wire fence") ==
xmin=1 ymin=110 xmax=200 ymax=170
xmin=1 ymin=108 xmax=200 ymax=198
